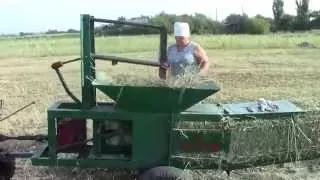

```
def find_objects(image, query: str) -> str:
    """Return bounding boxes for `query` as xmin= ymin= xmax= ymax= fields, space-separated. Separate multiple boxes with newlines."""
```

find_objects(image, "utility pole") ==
xmin=216 ymin=8 xmax=218 ymax=21
xmin=242 ymin=5 xmax=244 ymax=15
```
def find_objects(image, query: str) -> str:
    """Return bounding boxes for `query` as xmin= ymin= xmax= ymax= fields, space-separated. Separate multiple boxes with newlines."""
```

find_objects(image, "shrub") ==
xmin=246 ymin=17 xmax=271 ymax=34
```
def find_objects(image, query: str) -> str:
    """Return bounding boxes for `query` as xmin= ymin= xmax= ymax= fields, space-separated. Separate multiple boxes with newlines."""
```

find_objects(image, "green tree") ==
xmin=310 ymin=10 xmax=320 ymax=18
xmin=272 ymin=0 xmax=284 ymax=31
xmin=255 ymin=14 xmax=274 ymax=25
xmin=150 ymin=12 xmax=176 ymax=33
xmin=295 ymin=0 xmax=311 ymax=30
xmin=310 ymin=10 xmax=320 ymax=29
xmin=247 ymin=17 xmax=271 ymax=34
xmin=279 ymin=14 xmax=296 ymax=31
xmin=224 ymin=14 xmax=250 ymax=34
xmin=192 ymin=13 xmax=209 ymax=34
xmin=191 ymin=13 xmax=222 ymax=34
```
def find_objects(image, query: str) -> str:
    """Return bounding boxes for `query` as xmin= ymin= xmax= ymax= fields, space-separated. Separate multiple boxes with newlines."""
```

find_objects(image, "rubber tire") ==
xmin=137 ymin=166 xmax=193 ymax=180
xmin=0 ymin=149 xmax=15 ymax=180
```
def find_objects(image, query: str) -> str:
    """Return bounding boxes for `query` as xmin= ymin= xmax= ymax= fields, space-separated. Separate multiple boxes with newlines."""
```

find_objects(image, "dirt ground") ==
xmin=1 ymin=53 xmax=320 ymax=179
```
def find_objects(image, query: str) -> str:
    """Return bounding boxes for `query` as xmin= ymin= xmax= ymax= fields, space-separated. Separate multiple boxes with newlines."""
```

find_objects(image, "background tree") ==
xmin=310 ymin=10 xmax=320 ymax=29
xmin=272 ymin=0 xmax=284 ymax=31
xmin=247 ymin=16 xmax=271 ymax=34
xmin=224 ymin=14 xmax=250 ymax=34
xmin=279 ymin=14 xmax=296 ymax=31
xmin=295 ymin=0 xmax=311 ymax=30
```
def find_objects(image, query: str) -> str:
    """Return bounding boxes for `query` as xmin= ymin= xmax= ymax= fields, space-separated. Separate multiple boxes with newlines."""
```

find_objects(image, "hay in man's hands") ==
xmin=95 ymin=70 xmax=212 ymax=89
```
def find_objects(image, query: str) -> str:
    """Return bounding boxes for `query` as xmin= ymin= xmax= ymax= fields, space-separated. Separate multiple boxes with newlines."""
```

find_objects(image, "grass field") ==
xmin=1 ymin=32 xmax=320 ymax=179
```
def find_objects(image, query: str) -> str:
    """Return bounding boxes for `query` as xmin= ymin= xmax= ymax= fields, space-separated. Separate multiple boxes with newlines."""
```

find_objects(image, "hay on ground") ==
xmin=297 ymin=42 xmax=317 ymax=48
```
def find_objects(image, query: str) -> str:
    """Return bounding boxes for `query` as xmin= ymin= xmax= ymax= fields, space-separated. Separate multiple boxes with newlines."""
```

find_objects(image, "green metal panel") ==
xmin=180 ymin=103 xmax=224 ymax=121
xmin=100 ymin=144 xmax=131 ymax=156
xmin=131 ymin=114 xmax=171 ymax=166
xmin=81 ymin=14 xmax=96 ymax=108
xmin=92 ymin=80 xmax=220 ymax=113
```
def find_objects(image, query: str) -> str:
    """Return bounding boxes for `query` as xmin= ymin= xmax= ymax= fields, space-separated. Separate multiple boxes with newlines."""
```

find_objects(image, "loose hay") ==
xmin=297 ymin=42 xmax=317 ymax=49
xmin=95 ymin=69 xmax=214 ymax=89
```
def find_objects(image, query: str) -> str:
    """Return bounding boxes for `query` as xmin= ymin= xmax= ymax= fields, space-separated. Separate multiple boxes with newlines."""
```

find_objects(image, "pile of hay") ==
xmin=297 ymin=42 xmax=317 ymax=49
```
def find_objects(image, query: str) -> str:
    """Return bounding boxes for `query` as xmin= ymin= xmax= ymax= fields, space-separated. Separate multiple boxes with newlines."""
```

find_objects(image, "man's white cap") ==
xmin=174 ymin=22 xmax=190 ymax=37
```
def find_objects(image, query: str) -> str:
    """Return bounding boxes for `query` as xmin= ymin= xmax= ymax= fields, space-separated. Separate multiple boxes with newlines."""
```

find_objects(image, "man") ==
xmin=160 ymin=22 xmax=210 ymax=79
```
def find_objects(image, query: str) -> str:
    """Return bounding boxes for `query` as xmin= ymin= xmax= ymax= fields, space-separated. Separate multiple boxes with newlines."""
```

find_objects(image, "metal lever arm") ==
xmin=93 ymin=54 xmax=161 ymax=67
xmin=0 ymin=102 xmax=35 ymax=122
xmin=51 ymin=58 xmax=81 ymax=104
xmin=0 ymin=134 xmax=47 ymax=142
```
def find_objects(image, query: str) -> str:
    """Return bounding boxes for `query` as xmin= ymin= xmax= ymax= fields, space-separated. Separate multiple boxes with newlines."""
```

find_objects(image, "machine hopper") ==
xmin=92 ymin=79 xmax=221 ymax=113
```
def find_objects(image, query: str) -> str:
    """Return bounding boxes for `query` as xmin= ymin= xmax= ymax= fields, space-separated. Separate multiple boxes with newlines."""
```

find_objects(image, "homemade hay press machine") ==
xmin=1 ymin=14 xmax=320 ymax=180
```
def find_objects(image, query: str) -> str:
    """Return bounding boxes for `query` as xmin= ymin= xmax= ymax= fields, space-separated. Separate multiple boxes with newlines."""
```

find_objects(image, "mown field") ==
xmin=1 ymin=32 xmax=320 ymax=179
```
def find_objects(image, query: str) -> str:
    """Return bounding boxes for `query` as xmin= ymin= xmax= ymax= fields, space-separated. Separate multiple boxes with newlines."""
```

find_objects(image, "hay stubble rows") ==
xmin=1 ymin=33 xmax=320 ymax=179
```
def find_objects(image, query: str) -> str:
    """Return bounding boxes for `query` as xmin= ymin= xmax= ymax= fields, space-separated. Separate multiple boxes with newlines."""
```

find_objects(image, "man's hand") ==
xmin=159 ymin=61 xmax=169 ymax=79
xmin=160 ymin=62 xmax=169 ymax=70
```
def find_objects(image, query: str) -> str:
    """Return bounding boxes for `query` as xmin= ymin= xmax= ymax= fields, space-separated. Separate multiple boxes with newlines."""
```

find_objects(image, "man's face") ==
xmin=175 ymin=36 xmax=189 ymax=47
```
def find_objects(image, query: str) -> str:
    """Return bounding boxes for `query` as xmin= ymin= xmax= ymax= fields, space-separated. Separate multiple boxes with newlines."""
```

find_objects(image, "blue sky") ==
xmin=0 ymin=0 xmax=319 ymax=34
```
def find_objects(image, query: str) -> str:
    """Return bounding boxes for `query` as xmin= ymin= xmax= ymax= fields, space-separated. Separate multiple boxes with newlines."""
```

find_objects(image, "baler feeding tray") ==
xmin=92 ymin=79 xmax=220 ymax=113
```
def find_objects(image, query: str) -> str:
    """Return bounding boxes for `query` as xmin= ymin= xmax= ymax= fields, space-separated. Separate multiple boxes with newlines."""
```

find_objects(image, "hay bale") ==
xmin=176 ymin=112 xmax=320 ymax=168
xmin=229 ymin=112 xmax=320 ymax=160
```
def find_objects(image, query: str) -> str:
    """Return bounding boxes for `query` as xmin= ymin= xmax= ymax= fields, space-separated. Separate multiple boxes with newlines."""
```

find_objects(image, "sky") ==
xmin=0 ymin=0 xmax=319 ymax=34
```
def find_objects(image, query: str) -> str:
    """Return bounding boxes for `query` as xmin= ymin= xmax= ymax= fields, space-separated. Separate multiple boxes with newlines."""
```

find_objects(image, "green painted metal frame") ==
xmin=30 ymin=100 xmax=306 ymax=170
xmin=81 ymin=14 xmax=96 ymax=109
xmin=31 ymin=102 xmax=172 ymax=169
xmin=30 ymin=101 xmax=232 ymax=169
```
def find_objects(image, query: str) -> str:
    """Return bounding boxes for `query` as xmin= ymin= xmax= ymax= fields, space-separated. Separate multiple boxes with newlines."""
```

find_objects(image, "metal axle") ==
xmin=0 ymin=134 xmax=46 ymax=142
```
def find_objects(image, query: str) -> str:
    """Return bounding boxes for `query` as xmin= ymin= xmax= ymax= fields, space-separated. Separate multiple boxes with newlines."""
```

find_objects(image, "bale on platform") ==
xmin=176 ymin=111 xmax=320 ymax=169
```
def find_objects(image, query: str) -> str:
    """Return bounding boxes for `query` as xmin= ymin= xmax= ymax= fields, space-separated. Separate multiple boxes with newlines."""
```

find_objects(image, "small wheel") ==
xmin=0 ymin=149 xmax=15 ymax=180
xmin=137 ymin=166 xmax=193 ymax=180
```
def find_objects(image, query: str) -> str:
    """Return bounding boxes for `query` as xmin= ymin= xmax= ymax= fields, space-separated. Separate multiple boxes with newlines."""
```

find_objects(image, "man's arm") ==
xmin=194 ymin=44 xmax=210 ymax=76
xmin=159 ymin=60 xmax=168 ymax=79
xmin=159 ymin=48 xmax=170 ymax=79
